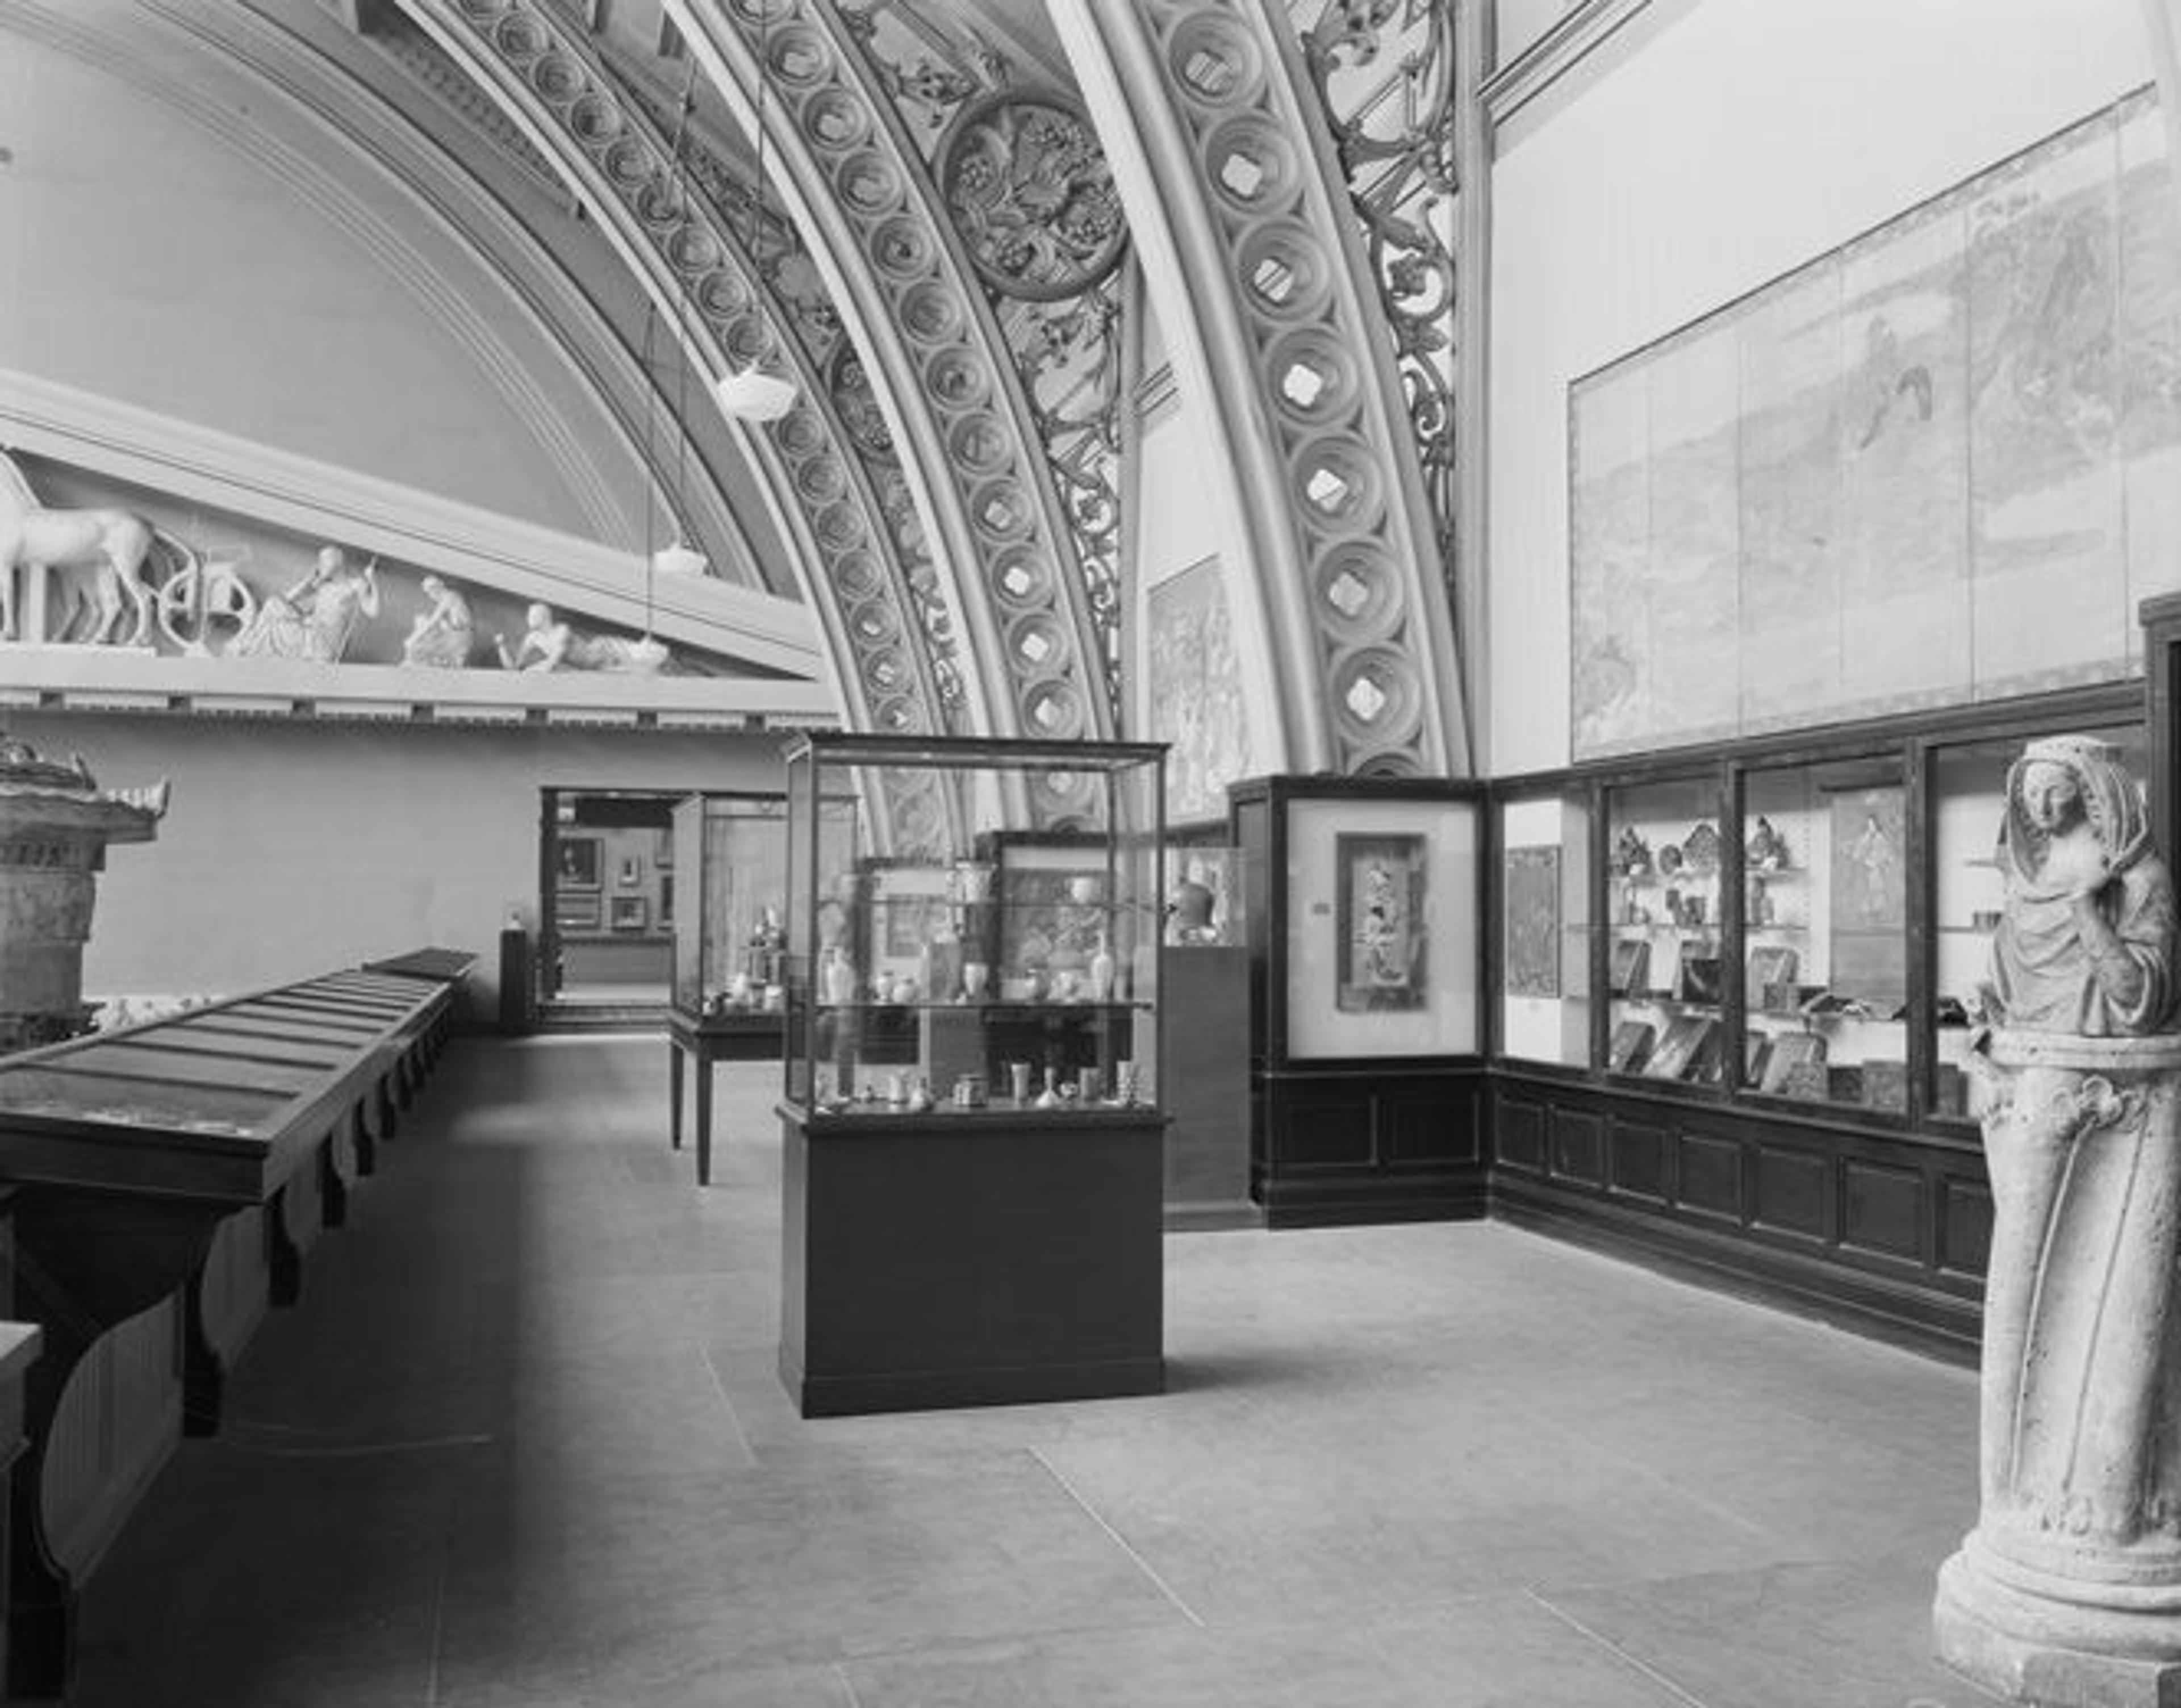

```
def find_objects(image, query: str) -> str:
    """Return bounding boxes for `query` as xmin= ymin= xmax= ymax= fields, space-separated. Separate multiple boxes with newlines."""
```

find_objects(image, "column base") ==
xmin=1937 ymin=1550 xmax=2181 ymax=1707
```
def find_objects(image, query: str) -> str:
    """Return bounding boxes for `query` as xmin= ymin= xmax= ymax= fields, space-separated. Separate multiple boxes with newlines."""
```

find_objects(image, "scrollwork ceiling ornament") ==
xmin=677 ymin=0 xmax=1114 ymax=828
xmin=1063 ymin=0 xmax=1467 ymax=776
xmin=833 ymin=6 xmax=1131 ymax=721
xmin=403 ymin=0 xmax=953 ymax=750
xmin=1288 ymin=0 xmax=1458 ymax=619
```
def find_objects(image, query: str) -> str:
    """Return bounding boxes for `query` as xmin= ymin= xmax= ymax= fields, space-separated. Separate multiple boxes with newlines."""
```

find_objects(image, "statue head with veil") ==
xmin=1984 ymin=734 xmax=2177 ymax=1037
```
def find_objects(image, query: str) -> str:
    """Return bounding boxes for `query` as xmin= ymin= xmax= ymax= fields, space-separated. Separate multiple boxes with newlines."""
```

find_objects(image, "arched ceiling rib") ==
xmin=400 ymin=0 xmax=954 ymax=738
xmin=667 ymin=0 xmax=1123 ymax=823
xmin=1051 ymin=0 xmax=1468 ymax=778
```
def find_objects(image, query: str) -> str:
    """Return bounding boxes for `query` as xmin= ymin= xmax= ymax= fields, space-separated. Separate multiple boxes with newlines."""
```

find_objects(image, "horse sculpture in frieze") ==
xmin=0 ymin=449 xmax=161 ymax=648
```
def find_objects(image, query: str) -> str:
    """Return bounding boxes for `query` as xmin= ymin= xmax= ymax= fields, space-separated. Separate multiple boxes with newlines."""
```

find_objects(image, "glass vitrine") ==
xmin=782 ymin=734 xmax=1166 ymax=1115
xmin=1739 ymin=758 xmax=1910 ymax=1110
xmin=1604 ymin=775 xmax=1726 ymax=1086
xmin=668 ymin=792 xmax=789 ymax=1019
xmin=1499 ymin=787 xmax=1592 ymax=1068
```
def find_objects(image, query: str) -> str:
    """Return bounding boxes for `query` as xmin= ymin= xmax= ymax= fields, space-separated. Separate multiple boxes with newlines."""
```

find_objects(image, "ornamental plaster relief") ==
xmin=672 ymin=0 xmax=1117 ymax=826
xmin=1054 ymin=0 xmax=1468 ymax=778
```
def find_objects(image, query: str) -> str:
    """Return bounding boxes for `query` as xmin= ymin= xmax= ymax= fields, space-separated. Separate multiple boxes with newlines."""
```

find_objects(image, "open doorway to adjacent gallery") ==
xmin=537 ymin=786 xmax=682 ymax=1024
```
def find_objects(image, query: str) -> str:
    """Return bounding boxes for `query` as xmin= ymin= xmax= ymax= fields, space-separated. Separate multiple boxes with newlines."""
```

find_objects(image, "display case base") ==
xmin=779 ymin=1105 xmax=1165 ymax=1418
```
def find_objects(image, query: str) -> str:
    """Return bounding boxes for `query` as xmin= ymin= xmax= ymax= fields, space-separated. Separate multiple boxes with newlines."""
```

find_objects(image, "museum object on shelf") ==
xmin=0 ymin=736 xmax=169 ymax=1051
xmin=777 ymin=732 xmax=1167 ymax=1416
xmin=1229 ymin=774 xmax=1485 ymax=1227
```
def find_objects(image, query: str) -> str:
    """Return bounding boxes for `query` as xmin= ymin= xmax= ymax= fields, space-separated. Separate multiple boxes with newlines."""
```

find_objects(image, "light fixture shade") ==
xmin=651 ymin=541 xmax=709 ymax=578
xmin=714 ymin=366 xmax=799 ymax=424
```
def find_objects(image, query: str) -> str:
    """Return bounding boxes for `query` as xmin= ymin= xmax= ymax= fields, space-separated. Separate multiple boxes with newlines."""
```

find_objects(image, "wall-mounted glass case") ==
xmin=1489 ymin=690 xmax=2149 ymax=1134
xmin=782 ymin=733 xmax=1167 ymax=1115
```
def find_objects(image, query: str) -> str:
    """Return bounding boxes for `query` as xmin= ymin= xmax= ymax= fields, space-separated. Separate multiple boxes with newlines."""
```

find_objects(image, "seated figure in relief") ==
xmin=1984 ymin=733 xmax=2178 ymax=1036
xmin=400 ymin=575 xmax=475 ymax=669
xmin=232 ymin=545 xmax=380 ymax=663
xmin=495 ymin=602 xmax=667 ymax=675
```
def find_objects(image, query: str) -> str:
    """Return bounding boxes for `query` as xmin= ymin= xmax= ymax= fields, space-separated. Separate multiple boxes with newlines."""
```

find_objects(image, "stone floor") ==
xmin=68 ymin=1035 xmax=2002 ymax=1707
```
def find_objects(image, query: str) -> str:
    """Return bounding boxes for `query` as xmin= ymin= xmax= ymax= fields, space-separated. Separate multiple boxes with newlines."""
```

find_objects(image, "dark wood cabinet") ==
xmin=1229 ymin=775 xmax=1489 ymax=1227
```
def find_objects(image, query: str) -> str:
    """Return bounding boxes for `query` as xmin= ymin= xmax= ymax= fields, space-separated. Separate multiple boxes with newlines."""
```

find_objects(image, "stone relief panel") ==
xmin=0 ymin=453 xmax=707 ymax=675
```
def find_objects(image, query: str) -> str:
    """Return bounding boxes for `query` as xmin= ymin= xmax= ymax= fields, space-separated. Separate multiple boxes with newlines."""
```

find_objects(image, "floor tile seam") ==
xmin=1521 ymin=1586 xmax=1715 ymax=1708
xmin=1027 ymin=1444 xmax=1208 ymax=1630
xmin=700 ymin=1340 xmax=762 ymax=1469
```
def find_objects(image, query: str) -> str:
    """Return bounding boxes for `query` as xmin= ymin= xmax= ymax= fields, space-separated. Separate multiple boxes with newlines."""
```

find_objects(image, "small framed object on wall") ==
xmin=609 ymin=894 xmax=649 ymax=933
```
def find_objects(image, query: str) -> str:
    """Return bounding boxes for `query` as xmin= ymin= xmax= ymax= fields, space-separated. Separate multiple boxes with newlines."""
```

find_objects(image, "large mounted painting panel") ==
xmin=1570 ymin=88 xmax=2166 ymax=763
xmin=1967 ymin=107 xmax=2125 ymax=695
xmin=1738 ymin=260 xmax=1844 ymax=732
xmin=1147 ymin=556 xmax=1252 ymax=826
xmin=2120 ymin=98 xmax=2181 ymax=657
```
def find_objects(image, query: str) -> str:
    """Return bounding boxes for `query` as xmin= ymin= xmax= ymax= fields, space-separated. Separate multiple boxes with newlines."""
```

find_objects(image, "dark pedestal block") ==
xmin=780 ymin=1105 xmax=1165 ymax=1417
xmin=1159 ymin=947 xmax=1255 ymax=1228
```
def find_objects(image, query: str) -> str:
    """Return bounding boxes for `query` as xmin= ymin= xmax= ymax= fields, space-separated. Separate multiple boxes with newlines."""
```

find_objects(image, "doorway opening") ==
xmin=539 ymin=787 xmax=681 ymax=1024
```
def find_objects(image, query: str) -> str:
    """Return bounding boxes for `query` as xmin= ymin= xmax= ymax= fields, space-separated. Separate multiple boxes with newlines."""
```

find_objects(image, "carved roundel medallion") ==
xmin=936 ymin=91 xmax=1127 ymax=302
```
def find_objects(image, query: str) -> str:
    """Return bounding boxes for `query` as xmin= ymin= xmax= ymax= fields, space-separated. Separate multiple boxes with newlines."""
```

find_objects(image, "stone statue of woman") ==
xmin=1936 ymin=735 xmax=2181 ymax=1703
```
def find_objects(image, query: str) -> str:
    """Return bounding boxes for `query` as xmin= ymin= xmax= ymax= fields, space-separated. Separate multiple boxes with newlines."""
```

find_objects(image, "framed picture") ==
xmin=609 ymin=894 xmax=649 ymax=932
xmin=555 ymin=890 xmax=600 ymax=930
xmin=988 ymin=836 xmax=1109 ymax=984
xmin=862 ymin=862 xmax=953 ymax=987
xmin=654 ymin=826 xmax=675 ymax=870
xmin=617 ymin=855 xmax=643 ymax=889
xmin=557 ymin=836 xmax=601 ymax=891
xmin=1503 ymin=845 xmax=1560 ymax=999
xmin=1335 ymin=833 xmax=1427 ymax=1013
xmin=1280 ymin=794 xmax=1478 ymax=1060
xmin=659 ymin=873 xmax=675 ymax=928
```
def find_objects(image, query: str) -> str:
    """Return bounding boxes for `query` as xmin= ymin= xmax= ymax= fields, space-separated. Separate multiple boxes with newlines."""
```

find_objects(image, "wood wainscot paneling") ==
xmin=1253 ymin=1066 xmax=1488 ymax=1228
xmin=1489 ymin=1074 xmax=1986 ymax=1362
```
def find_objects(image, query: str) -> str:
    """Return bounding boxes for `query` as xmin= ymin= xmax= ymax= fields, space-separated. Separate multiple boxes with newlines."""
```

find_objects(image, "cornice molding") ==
xmin=0 ymin=369 xmax=824 ymax=678
xmin=1481 ymin=0 xmax=1671 ymax=148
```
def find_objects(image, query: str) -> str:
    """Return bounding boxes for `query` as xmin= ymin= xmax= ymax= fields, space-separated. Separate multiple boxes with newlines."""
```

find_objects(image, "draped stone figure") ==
xmin=1936 ymin=735 xmax=2181 ymax=1706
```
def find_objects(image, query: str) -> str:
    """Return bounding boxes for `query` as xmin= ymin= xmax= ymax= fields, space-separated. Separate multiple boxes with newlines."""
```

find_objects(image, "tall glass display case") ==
xmin=777 ymin=733 xmax=1168 ymax=1417
xmin=665 ymin=792 xmax=787 ymax=1186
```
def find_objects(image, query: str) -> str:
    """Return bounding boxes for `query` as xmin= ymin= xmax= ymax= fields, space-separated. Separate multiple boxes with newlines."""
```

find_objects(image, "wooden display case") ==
xmin=777 ymin=733 xmax=1167 ymax=1417
xmin=1487 ymin=683 xmax=2146 ymax=1359
xmin=1227 ymin=775 xmax=1488 ymax=1229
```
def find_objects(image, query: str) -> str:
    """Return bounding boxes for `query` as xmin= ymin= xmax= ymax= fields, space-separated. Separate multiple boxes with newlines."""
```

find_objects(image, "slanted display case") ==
xmin=665 ymin=792 xmax=788 ymax=1185
xmin=1228 ymin=775 xmax=1486 ymax=1227
xmin=778 ymin=733 xmax=1167 ymax=1417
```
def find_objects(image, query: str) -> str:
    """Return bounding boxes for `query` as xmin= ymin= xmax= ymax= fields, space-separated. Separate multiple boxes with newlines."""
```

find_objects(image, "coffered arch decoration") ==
xmin=668 ymin=0 xmax=1120 ymax=828
xmin=401 ymin=0 xmax=951 ymax=754
xmin=1052 ymin=0 xmax=1470 ymax=779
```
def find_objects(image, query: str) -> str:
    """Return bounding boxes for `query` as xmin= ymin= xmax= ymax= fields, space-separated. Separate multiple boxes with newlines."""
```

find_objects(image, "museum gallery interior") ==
xmin=13 ymin=0 xmax=2181 ymax=1703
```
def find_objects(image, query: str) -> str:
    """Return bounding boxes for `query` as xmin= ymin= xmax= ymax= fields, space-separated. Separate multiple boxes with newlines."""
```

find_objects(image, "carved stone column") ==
xmin=0 ymin=740 xmax=165 ymax=1051
xmin=1936 ymin=1029 xmax=2181 ymax=1705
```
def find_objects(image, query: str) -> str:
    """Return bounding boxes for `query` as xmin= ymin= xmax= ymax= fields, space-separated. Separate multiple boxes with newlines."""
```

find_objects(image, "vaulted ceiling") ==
xmin=5 ymin=0 xmax=1476 ymax=793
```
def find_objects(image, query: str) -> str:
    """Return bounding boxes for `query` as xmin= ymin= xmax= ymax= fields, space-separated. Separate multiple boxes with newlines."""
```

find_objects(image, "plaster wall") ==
xmin=0 ymin=16 xmax=627 ymax=542
xmin=1485 ymin=0 xmax=2155 ymax=775
xmin=6 ymin=712 xmax=791 ymax=1018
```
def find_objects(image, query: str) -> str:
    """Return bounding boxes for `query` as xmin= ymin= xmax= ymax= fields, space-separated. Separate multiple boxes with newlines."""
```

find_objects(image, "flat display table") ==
xmin=666 ymin=1007 xmax=783 ymax=1184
